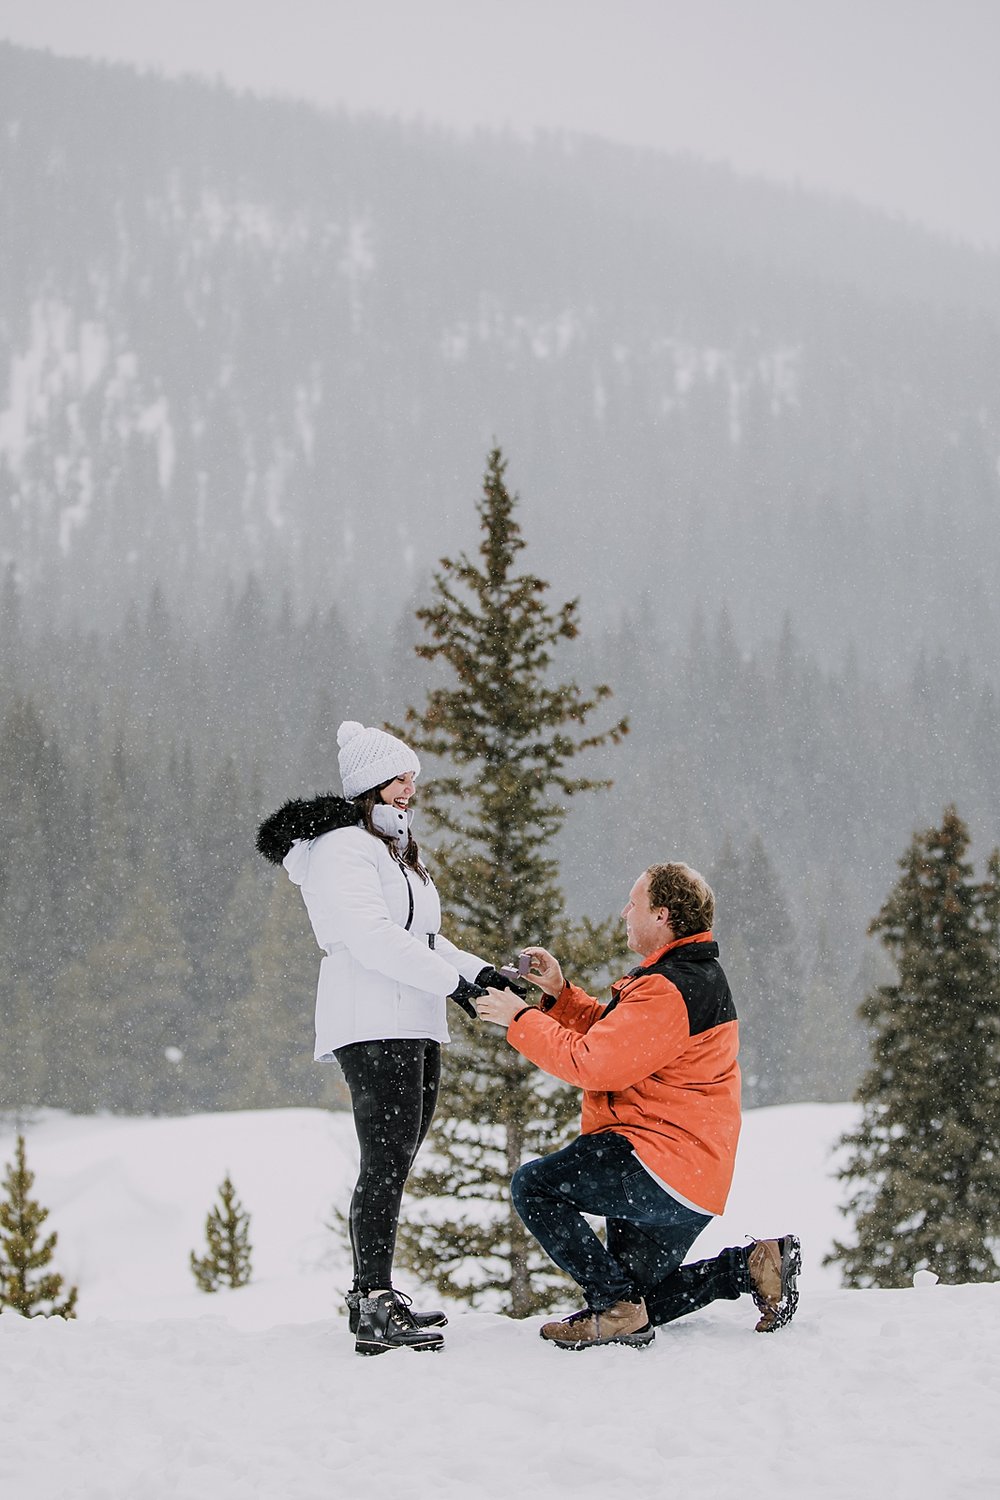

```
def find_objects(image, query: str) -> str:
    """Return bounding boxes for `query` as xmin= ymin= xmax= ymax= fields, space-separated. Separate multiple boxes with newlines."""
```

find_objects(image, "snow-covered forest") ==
xmin=4 ymin=568 xmax=1000 ymax=1116
xmin=3 ymin=41 xmax=1000 ymax=1116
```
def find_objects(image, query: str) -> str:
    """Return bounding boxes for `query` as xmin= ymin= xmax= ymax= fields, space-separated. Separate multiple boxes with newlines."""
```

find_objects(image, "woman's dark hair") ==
xmin=354 ymin=781 xmax=429 ymax=882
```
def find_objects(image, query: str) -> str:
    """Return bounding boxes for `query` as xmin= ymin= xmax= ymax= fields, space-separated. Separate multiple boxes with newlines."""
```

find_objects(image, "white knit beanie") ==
xmin=337 ymin=720 xmax=421 ymax=800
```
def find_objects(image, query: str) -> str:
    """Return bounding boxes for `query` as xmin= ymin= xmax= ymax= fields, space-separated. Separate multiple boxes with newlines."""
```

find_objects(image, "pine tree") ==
xmin=0 ymin=1135 xmax=78 ymax=1318
xmin=392 ymin=447 xmax=628 ymax=1317
xmin=796 ymin=913 xmax=868 ymax=1102
xmin=709 ymin=834 xmax=803 ymax=1105
xmin=54 ymin=864 xmax=194 ymax=1114
xmin=827 ymin=806 xmax=1000 ymax=1287
xmin=221 ymin=875 xmax=350 ymax=1110
xmin=190 ymin=1174 xmax=253 ymax=1291
xmin=0 ymin=561 xmax=23 ymax=691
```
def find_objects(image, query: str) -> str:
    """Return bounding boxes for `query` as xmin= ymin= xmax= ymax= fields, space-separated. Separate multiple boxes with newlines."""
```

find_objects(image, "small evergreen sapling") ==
xmin=0 ymin=1133 xmax=78 ymax=1318
xmin=190 ymin=1174 xmax=253 ymax=1291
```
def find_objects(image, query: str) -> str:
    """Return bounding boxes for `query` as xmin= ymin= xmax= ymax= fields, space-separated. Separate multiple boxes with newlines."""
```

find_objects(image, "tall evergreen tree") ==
xmin=827 ymin=806 xmax=1000 ymax=1286
xmin=0 ymin=1135 xmax=78 ymax=1318
xmin=0 ymin=698 xmax=77 ymax=1113
xmin=393 ymin=447 xmax=628 ymax=1317
xmin=221 ymin=875 xmax=349 ymax=1110
xmin=709 ymin=834 xmax=803 ymax=1105
xmin=796 ymin=910 xmax=868 ymax=1102
xmin=0 ymin=562 xmax=23 ymax=691
xmin=53 ymin=864 xmax=194 ymax=1114
xmin=183 ymin=755 xmax=251 ymax=961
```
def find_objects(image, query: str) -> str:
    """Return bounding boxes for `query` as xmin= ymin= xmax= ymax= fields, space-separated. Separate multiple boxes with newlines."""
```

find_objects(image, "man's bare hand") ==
xmin=521 ymin=947 xmax=565 ymax=998
xmin=476 ymin=949 xmax=565 ymax=1024
xmin=475 ymin=987 xmax=526 ymax=1028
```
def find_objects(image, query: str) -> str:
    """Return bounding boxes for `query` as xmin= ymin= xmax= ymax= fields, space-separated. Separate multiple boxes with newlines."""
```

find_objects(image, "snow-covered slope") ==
xmin=2 ymin=1104 xmax=998 ymax=1498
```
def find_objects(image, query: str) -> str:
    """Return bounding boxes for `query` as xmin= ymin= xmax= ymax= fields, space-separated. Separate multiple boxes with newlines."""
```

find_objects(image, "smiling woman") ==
xmin=255 ymin=718 xmax=524 ymax=1355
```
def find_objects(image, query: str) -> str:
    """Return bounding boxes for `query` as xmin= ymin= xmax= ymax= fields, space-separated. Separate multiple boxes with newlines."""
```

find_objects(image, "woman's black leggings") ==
xmin=334 ymin=1037 xmax=441 ymax=1292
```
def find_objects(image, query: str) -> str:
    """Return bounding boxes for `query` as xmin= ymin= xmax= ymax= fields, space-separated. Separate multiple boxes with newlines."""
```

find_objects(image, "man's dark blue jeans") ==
xmin=511 ymin=1131 xmax=750 ymax=1323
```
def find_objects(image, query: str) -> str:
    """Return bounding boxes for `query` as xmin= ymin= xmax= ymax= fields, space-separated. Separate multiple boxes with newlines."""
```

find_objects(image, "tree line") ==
xmin=2 ymin=449 xmax=998 ymax=1303
xmin=3 ymin=545 xmax=1000 ymax=1114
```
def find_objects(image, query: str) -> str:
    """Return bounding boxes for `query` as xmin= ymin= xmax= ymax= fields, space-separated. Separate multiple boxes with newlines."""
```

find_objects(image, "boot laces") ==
xmin=388 ymin=1290 xmax=418 ymax=1328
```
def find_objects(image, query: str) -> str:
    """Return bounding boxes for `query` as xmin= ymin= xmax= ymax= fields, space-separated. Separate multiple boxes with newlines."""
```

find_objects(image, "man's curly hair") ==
xmin=646 ymin=862 xmax=715 ymax=938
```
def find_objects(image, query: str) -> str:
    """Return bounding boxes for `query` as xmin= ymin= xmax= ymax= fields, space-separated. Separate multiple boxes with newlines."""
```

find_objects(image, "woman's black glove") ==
xmin=448 ymin=976 xmax=487 ymax=1018
xmin=476 ymin=965 xmax=529 ymax=999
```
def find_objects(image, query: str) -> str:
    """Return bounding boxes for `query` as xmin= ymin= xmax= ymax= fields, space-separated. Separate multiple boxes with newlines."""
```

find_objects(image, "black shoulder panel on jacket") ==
xmin=255 ymin=793 xmax=357 ymax=865
xmin=639 ymin=941 xmax=737 ymax=1036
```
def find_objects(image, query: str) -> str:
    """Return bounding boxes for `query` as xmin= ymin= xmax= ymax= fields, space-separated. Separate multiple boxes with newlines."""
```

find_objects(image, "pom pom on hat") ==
xmin=337 ymin=720 xmax=420 ymax=799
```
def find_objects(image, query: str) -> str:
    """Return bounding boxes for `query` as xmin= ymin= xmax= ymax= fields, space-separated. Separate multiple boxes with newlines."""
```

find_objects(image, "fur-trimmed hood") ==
xmin=258 ymin=789 xmax=487 ymax=1057
xmin=255 ymin=793 xmax=358 ymax=866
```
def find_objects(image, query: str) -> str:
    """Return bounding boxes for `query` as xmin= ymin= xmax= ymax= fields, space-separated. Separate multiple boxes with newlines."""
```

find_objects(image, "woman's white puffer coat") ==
xmin=284 ymin=825 xmax=486 ymax=1057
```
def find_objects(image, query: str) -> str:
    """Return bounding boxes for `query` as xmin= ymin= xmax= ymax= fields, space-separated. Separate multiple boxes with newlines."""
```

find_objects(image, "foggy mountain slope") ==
xmin=2 ymin=41 xmax=999 ymax=672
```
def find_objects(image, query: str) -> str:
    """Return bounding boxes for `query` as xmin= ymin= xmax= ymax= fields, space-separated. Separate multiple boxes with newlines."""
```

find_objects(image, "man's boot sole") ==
xmin=543 ymin=1325 xmax=655 ymax=1352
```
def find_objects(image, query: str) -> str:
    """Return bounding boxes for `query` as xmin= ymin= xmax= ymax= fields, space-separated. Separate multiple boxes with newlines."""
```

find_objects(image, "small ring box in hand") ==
xmin=499 ymin=953 xmax=532 ymax=983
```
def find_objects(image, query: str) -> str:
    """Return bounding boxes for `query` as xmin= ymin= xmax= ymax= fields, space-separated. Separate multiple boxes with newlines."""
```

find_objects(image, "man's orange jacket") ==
xmin=506 ymin=932 xmax=741 ymax=1216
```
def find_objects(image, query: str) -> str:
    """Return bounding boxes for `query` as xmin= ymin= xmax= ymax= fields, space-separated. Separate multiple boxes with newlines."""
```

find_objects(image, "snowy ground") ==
xmin=2 ymin=1103 xmax=999 ymax=1499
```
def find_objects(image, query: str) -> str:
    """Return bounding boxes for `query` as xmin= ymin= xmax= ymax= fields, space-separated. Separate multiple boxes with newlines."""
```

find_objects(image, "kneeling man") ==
xmin=477 ymin=862 xmax=800 ymax=1350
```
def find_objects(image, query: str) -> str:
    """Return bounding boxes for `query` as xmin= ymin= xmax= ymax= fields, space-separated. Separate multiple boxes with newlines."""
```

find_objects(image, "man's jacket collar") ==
xmin=637 ymin=930 xmax=715 ymax=970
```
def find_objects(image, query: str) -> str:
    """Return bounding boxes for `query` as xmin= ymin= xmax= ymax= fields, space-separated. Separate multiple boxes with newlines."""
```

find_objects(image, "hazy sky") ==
xmin=3 ymin=0 xmax=999 ymax=249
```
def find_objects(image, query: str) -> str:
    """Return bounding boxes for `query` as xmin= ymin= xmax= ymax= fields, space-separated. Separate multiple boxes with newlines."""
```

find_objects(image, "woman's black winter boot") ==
xmin=354 ymin=1290 xmax=445 ymax=1355
xmin=345 ymin=1287 xmax=447 ymax=1336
